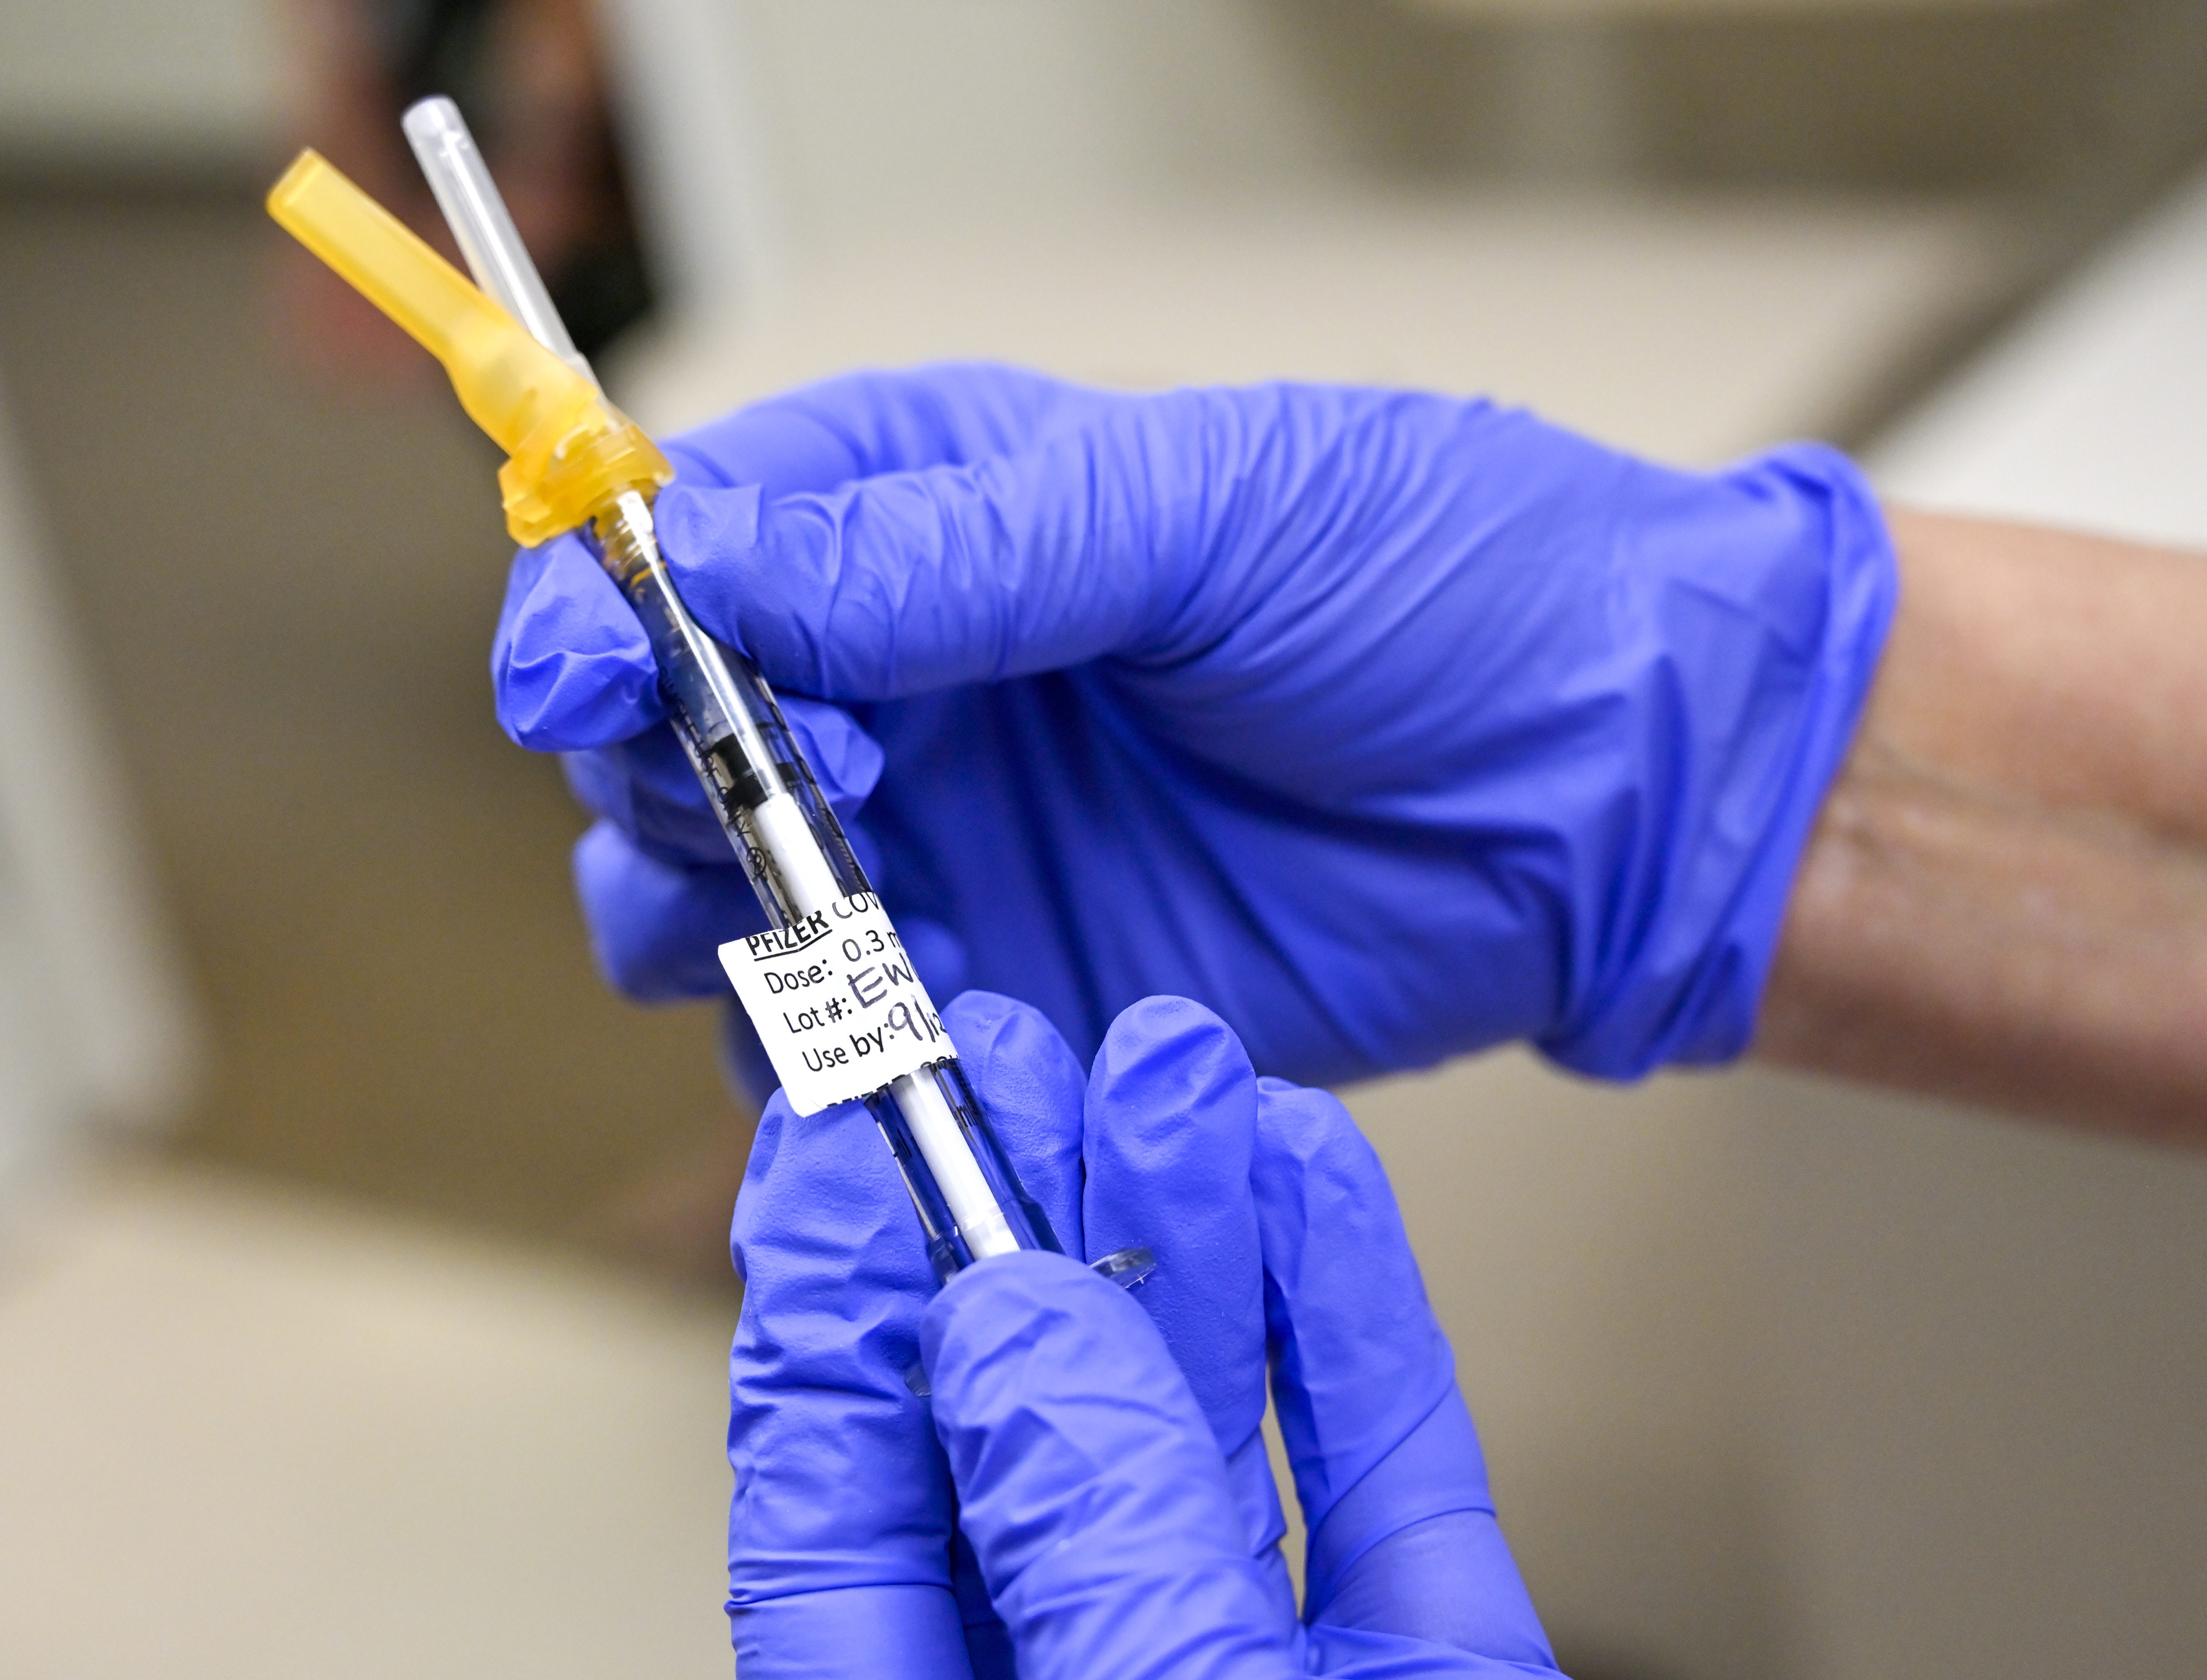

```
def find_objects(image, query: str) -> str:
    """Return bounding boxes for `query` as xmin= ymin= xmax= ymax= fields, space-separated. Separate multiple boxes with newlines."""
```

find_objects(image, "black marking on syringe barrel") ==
xmin=703 ymin=738 xmax=772 ymax=811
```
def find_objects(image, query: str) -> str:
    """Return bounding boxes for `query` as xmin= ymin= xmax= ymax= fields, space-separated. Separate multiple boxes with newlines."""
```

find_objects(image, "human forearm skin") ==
xmin=1757 ymin=509 xmax=2207 ymax=1144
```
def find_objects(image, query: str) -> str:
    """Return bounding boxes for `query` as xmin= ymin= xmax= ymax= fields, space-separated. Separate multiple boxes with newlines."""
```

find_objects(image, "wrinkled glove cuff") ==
xmin=1539 ymin=442 xmax=1898 ymax=1077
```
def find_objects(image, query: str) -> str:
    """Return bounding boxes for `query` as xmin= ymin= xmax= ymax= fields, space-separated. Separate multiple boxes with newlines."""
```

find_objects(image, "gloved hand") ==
xmin=726 ymin=987 xmax=1561 ymax=1678
xmin=497 ymin=364 xmax=1894 ymax=1089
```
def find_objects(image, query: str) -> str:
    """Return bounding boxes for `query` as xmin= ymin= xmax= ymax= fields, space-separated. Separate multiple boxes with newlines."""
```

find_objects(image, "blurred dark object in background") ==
xmin=280 ymin=0 xmax=653 ymax=383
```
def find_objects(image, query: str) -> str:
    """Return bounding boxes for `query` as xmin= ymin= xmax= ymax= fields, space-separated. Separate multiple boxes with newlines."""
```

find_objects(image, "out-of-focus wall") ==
xmin=602 ymin=0 xmax=1358 ymax=327
xmin=0 ymin=0 xmax=279 ymax=163
xmin=611 ymin=0 xmax=2207 ymax=428
xmin=1348 ymin=1052 xmax=2207 ymax=1680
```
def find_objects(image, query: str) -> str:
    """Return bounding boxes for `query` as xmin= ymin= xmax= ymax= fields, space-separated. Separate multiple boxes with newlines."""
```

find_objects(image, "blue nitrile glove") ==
xmin=727 ymin=988 xmax=1291 ymax=1677
xmin=498 ymin=364 xmax=1894 ymax=1090
xmin=729 ymin=987 xmax=1561 ymax=1678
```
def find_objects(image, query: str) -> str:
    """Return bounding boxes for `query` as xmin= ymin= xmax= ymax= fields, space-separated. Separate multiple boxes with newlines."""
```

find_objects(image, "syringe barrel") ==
xmin=869 ymin=1064 xmax=1058 ymax=1281
xmin=590 ymin=493 xmax=1058 ymax=1276
xmin=592 ymin=493 xmax=863 ymax=920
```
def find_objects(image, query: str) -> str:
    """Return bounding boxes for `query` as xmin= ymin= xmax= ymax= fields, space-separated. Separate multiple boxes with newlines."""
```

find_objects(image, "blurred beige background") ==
xmin=2 ymin=3 xmax=2204 ymax=1678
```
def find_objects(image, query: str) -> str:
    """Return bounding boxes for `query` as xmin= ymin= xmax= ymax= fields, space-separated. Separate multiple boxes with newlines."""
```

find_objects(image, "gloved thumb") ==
xmin=921 ymin=1251 xmax=1298 ymax=1680
xmin=650 ymin=393 xmax=1225 ymax=701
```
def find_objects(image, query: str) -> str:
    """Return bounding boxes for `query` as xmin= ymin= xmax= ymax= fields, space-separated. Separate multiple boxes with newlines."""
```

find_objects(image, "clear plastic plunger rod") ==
xmin=402 ymin=100 xmax=1046 ymax=1276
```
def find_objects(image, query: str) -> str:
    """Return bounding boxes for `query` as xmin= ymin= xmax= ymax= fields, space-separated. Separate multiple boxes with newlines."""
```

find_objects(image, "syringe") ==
xmin=268 ymin=118 xmax=1147 ymax=1289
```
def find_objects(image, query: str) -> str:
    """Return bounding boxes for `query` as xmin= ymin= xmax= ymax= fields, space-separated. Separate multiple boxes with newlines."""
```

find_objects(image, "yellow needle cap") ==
xmin=267 ymin=150 xmax=671 ymax=545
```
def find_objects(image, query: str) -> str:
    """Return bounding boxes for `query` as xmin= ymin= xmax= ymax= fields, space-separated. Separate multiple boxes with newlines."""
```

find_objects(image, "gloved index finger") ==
xmin=1078 ymin=996 xmax=1289 ymax=1625
xmin=497 ymin=363 xmax=1101 ymax=753
xmin=652 ymin=389 xmax=1236 ymax=703
xmin=493 ymin=529 xmax=663 ymax=752
xmin=1082 ymin=996 xmax=1268 ymax=1459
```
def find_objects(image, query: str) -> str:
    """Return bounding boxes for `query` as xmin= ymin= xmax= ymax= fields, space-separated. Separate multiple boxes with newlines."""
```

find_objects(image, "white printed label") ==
xmin=718 ymin=892 xmax=951 ymax=1116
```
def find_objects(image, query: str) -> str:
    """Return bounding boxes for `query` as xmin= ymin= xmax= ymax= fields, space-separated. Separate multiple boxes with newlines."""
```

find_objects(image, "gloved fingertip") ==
xmin=658 ymin=436 xmax=739 ymax=490
xmin=726 ymin=1086 xmax=964 ymax=1636
xmin=1251 ymin=1075 xmax=1368 ymax=1174
xmin=1084 ymin=996 xmax=1266 ymax=1454
xmin=727 ymin=1090 xmax=792 ymax=1286
xmin=494 ymin=534 xmax=665 ymax=750
xmin=1088 ymin=995 xmax=1255 ymax=1149
xmin=655 ymin=478 xmax=763 ymax=548
xmin=651 ymin=481 xmax=767 ymax=647
xmin=1249 ymin=1082 xmax=1433 ymax=1300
